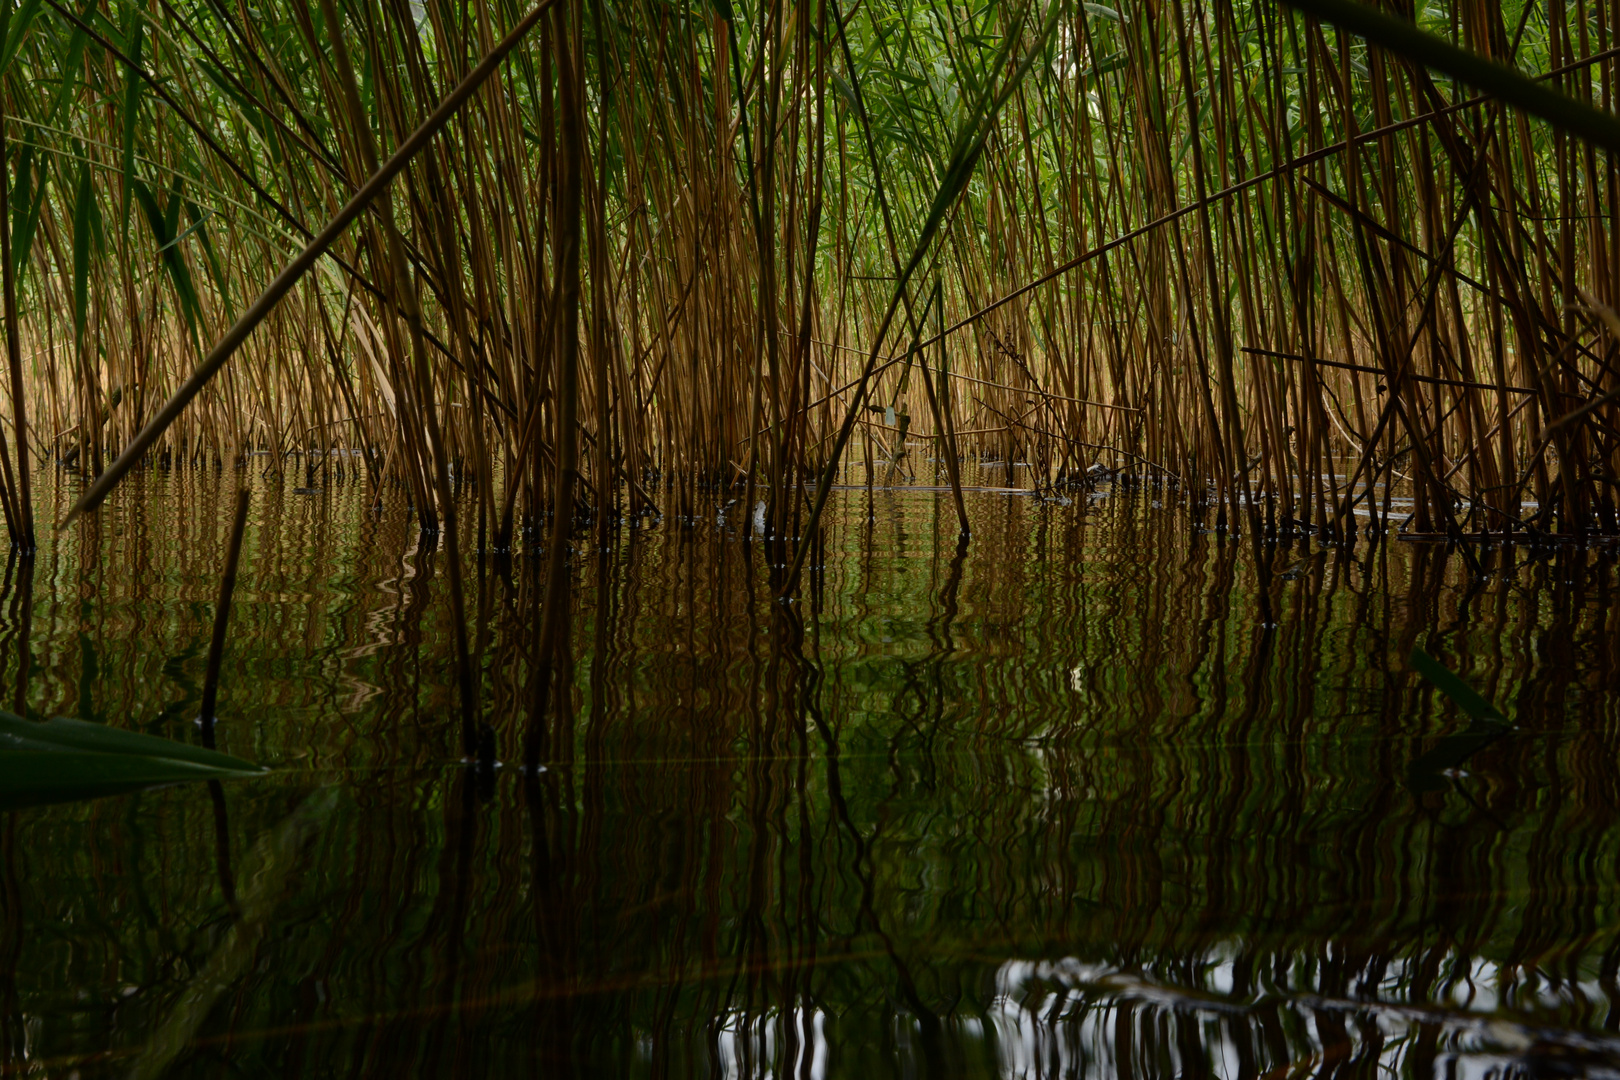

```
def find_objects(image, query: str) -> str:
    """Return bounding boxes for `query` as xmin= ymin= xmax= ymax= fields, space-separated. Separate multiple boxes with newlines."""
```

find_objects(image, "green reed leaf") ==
xmin=47 ymin=9 xmax=90 ymax=124
xmin=9 ymin=142 xmax=45 ymax=280
xmin=1286 ymin=0 xmax=1620 ymax=155
xmin=1410 ymin=647 xmax=1509 ymax=726
xmin=0 ymin=0 xmax=43 ymax=75
xmin=118 ymin=0 xmax=143 ymax=240
xmin=133 ymin=175 xmax=201 ymax=344
xmin=0 ymin=711 xmax=265 ymax=811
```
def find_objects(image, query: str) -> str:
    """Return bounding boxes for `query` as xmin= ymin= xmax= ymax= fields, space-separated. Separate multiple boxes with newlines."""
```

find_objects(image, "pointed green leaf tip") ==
xmin=0 ymin=0 xmax=44 ymax=76
xmin=0 ymin=711 xmax=265 ymax=811
xmin=1410 ymin=648 xmax=1509 ymax=726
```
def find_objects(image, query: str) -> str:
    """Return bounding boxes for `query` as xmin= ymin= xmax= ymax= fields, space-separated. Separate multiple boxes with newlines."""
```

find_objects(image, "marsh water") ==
xmin=0 ymin=468 xmax=1618 ymax=1078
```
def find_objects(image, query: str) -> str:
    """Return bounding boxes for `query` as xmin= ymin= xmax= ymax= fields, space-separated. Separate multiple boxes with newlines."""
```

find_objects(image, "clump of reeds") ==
xmin=0 ymin=0 xmax=1617 ymax=577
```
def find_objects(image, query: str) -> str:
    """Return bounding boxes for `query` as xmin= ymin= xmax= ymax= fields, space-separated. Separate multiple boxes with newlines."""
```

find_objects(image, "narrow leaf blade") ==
xmin=1410 ymin=647 xmax=1509 ymax=726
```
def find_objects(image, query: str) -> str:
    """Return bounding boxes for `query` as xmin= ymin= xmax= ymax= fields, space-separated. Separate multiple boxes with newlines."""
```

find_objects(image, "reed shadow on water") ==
xmin=0 ymin=474 xmax=1608 ymax=1076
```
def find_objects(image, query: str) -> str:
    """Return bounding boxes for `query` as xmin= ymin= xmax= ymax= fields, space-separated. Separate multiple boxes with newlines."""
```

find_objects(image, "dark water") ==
xmin=2 ymin=470 xmax=1619 ymax=1078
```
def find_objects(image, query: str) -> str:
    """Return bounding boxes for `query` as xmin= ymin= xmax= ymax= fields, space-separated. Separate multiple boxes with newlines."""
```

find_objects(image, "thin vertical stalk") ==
xmin=0 ymin=109 xmax=29 ymax=552
xmin=199 ymin=488 xmax=250 ymax=748
xmin=529 ymin=0 xmax=584 ymax=770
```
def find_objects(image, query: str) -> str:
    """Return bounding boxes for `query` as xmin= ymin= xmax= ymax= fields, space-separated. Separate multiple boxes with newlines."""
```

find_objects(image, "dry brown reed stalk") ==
xmin=0 ymin=110 xmax=30 ymax=551
xmin=198 ymin=486 xmax=248 ymax=747
xmin=527 ymin=0 xmax=584 ymax=771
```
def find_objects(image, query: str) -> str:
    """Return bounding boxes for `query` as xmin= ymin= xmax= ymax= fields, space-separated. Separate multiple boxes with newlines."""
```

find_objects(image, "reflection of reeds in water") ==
xmin=0 ymin=480 xmax=1616 ymax=1074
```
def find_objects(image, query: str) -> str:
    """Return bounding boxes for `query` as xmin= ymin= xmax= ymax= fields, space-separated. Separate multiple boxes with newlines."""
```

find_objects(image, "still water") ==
xmin=0 ymin=469 xmax=1617 ymax=1078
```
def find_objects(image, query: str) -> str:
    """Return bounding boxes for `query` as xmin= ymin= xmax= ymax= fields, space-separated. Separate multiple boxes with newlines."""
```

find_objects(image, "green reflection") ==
xmin=0 ymin=711 xmax=263 ymax=811
xmin=0 ymin=473 xmax=1616 ymax=1078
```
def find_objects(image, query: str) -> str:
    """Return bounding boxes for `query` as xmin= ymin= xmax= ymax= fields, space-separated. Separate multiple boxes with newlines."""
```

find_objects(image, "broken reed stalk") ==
xmin=199 ymin=487 xmax=249 ymax=748
xmin=56 ymin=0 xmax=561 ymax=528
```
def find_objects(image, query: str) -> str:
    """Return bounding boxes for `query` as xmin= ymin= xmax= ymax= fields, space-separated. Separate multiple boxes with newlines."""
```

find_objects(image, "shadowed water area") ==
xmin=0 ymin=471 xmax=1618 ymax=1078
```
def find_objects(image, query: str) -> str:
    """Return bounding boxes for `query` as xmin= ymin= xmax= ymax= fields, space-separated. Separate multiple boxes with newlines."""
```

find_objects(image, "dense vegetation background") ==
xmin=0 ymin=0 xmax=1617 ymax=547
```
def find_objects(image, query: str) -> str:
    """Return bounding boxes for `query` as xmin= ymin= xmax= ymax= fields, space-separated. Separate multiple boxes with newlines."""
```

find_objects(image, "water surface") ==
xmin=1 ymin=470 xmax=1618 ymax=1078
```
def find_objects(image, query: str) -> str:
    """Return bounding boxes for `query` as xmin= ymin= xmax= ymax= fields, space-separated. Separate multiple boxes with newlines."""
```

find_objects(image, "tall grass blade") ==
xmin=117 ymin=0 xmax=141 ymax=240
xmin=0 ymin=0 xmax=42 ymax=75
xmin=0 ymin=711 xmax=264 ymax=810
xmin=1286 ymin=0 xmax=1620 ymax=155
xmin=1410 ymin=647 xmax=1509 ymax=726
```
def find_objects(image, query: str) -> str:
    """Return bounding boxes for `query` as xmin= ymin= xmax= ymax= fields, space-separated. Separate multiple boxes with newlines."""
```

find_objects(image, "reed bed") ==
xmin=0 ymin=0 xmax=1618 ymax=554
